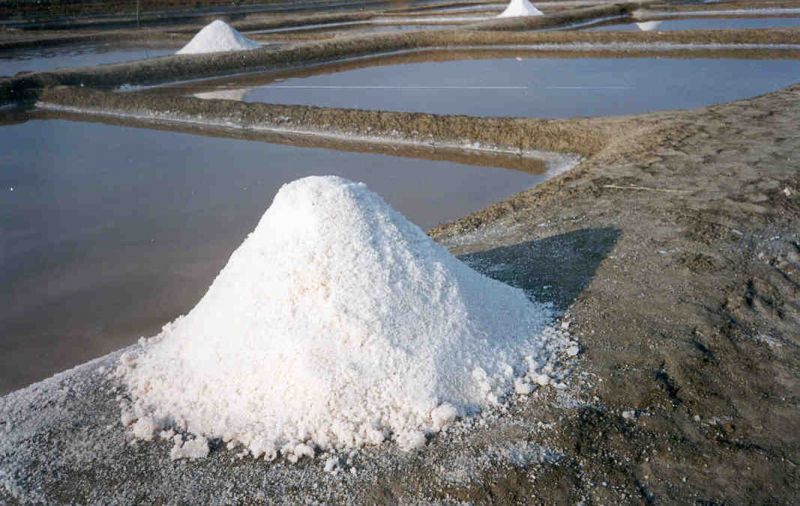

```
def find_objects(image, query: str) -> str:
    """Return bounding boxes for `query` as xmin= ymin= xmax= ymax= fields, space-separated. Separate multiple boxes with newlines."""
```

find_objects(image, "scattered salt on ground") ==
xmin=116 ymin=176 xmax=572 ymax=462
xmin=497 ymin=0 xmax=543 ymax=18
xmin=194 ymin=88 xmax=251 ymax=101
xmin=177 ymin=19 xmax=260 ymax=55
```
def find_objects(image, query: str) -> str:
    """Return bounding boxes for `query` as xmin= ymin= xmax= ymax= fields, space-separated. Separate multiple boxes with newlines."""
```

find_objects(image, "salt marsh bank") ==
xmin=1 ymin=0 xmax=799 ymax=503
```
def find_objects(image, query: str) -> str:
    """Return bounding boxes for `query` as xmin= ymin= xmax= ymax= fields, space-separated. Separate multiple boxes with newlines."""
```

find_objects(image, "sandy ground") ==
xmin=2 ymin=78 xmax=799 ymax=506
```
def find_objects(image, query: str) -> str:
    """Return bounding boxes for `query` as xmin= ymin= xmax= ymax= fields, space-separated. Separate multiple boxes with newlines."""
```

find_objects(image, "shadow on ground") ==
xmin=460 ymin=227 xmax=620 ymax=312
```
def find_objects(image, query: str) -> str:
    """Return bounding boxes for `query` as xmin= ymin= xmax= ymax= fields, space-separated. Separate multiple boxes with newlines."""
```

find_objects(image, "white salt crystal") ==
xmin=131 ymin=417 xmax=158 ymax=441
xmin=514 ymin=378 xmax=534 ymax=395
xmin=293 ymin=443 xmax=315 ymax=460
xmin=431 ymin=403 xmax=458 ymax=432
xmin=120 ymin=411 xmax=136 ymax=427
xmin=170 ymin=437 xmax=209 ymax=460
xmin=323 ymin=456 xmax=340 ymax=473
xmin=397 ymin=431 xmax=427 ymax=452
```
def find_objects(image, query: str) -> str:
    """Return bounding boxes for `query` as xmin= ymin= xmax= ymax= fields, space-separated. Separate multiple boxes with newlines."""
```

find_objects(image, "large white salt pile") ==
xmin=177 ymin=19 xmax=261 ymax=55
xmin=117 ymin=176 xmax=570 ymax=461
xmin=497 ymin=0 xmax=543 ymax=18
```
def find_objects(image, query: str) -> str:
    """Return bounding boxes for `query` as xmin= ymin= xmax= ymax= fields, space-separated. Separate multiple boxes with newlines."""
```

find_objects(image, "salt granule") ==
xmin=177 ymin=19 xmax=260 ymax=55
xmin=170 ymin=437 xmax=210 ymax=460
xmin=118 ymin=176 xmax=566 ymax=461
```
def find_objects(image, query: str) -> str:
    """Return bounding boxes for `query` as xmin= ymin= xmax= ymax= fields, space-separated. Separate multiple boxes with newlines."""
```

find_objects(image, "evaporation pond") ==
xmin=179 ymin=56 xmax=800 ymax=118
xmin=0 ymin=118 xmax=543 ymax=394
xmin=0 ymin=43 xmax=175 ymax=77
xmin=587 ymin=16 xmax=800 ymax=31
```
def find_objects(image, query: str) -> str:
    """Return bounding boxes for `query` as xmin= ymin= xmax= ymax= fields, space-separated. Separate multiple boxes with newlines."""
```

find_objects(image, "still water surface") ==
xmin=587 ymin=16 xmax=800 ymax=31
xmin=177 ymin=55 xmax=800 ymax=118
xmin=0 ymin=44 xmax=175 ymax=77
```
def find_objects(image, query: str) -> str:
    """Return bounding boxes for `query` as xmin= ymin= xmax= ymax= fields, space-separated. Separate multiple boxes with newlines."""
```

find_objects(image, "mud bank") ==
xmin=3 ymin=80 xmax=799 ymax=506
xmin=31 ymin=107 xmax=555 ymax=174
xmin=36 ymin=85 xmax=605 ymax=159
xmin=5 ymin=26 xmax=800 ymax=102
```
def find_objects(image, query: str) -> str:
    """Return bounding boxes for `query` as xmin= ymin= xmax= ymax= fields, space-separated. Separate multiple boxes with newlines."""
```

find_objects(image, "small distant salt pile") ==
xmin=117 ymin=176 xmax=571 ymax=462
xmin=497 ymin=0 xmax=543 ymax=18
xmin=636 ymin=21 xmax=663 ymax=32
xmin=177 ymin=19 xmax=260 ymax=55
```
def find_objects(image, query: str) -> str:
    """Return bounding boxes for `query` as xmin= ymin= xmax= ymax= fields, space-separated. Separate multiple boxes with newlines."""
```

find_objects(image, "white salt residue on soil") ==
xmin=177 ymin=19 xmax=260 ymax=55
xmin=116 ymin=176 xmax=571 ymax=462
xmin=193 ymin=88 xmax=250 ymax=101
xmin=497 ymin=0 xmax=543 ymax=18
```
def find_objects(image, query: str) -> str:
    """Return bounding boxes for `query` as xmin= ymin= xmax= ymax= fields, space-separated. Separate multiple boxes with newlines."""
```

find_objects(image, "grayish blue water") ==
xmin=587 ymin=16 xmax=800 ymax=32
xmin=0 ymin=44 xmax=174 ymax=77
xmin=182 ymin=56 xmax=800 ymax=118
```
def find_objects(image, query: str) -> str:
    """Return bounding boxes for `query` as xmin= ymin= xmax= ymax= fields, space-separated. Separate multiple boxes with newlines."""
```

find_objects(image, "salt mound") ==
xmin=497 ymin=0 xmax=543 ymax=18
xmin=636 ymin=21 xmax=663 ymax=32
xmin=177 ymin=19 xmax=260 ymax=55
xmin=118 ymin=176 xmax=567 ymax=461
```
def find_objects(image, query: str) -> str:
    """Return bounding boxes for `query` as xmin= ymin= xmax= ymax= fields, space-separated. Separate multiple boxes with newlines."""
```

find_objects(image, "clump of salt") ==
xmin=497 ymin=0 xmax=543 ymax=18
xmin=117 ymin=176 xmax=568 ymax=461
xmin=177 ymin=19 xmax=260 ymax=55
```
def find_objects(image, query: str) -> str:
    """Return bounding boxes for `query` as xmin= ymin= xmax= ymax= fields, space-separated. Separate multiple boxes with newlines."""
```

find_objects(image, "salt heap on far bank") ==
xmin=636 ymin=20 xmax=663 ymax=32
xmin=177 ymin=19 xmax=260 ymax=55
xmin=497 ymin=0 xmax=543 ymax=18
xmin=118 ymin=176 xmax=568 ymax=461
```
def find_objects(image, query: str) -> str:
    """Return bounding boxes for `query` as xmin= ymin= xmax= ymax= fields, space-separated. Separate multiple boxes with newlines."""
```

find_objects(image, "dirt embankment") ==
xmin=428 ymin=82 xmax=800 ymax=504
xmin=36 ymin=85 xmax=609 ymax=157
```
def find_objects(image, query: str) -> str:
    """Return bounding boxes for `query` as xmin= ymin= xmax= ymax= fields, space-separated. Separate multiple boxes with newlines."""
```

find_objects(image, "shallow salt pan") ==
xmin=177 ymin=55 xmax=800 ymax=119
xmin=0 ymin=44 xmax=174 ymax=77
xmin=587 ymin=16 xmax=800 ymax=32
